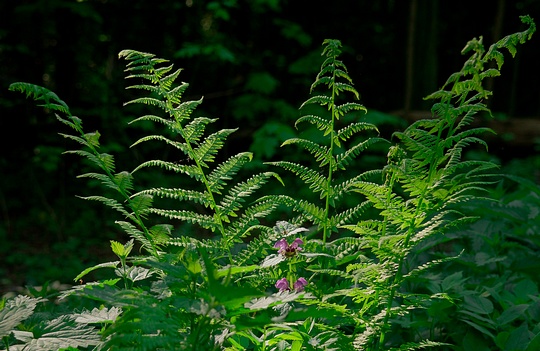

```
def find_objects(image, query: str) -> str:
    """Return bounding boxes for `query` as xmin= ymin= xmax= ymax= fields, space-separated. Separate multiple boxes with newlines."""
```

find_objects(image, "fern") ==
xmin=9 ymin=82 xmax=161 ymax=259
xmin=119 ymin=49 xmax=283 ymax=258
xmin=349 ymin=15 xmax=536 ymax=350
xmin=267 ymin=39 xmax=385 ymax=244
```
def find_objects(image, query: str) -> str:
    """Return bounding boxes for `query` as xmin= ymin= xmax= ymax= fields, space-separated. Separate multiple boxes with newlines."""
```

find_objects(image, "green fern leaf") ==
xmin=295 ymin=114 xmax=332 ymax=133
xmin=150 ymin=208 xmax=219 ymax=232
xmin=115 ymin=221 xmax=154 ymax=253
xmin=129 ymin=193 xmax=154 ymax=216
xmin=300 ymin=95 xmax=333 ymax=109
xmin=135 ymin=187 xmax=213 ymax=207
xmin=267 ymin=161 xmax=326 ymax=193
xmin=219 ymin=172 xmax=278 ymax=217
xmin=132 ymin=160 xmax=203 ymax=180
xmin=280 ymin=138 xmax=330 ymax=166
xmin=336 ymin=137 xmax=386 ymax=170
xmin=77 ymin=195 xmax=133 ymax=219
xmin=207 ymin=152 xmax=253 ymax=194
xmin=8 ymin=82 xmax=70 ymax=114
xmin=192 ymin=128 xmax=237 ymax=166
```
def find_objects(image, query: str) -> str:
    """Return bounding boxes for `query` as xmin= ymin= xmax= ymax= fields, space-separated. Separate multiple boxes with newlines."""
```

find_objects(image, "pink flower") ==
xmin=293 ymin=277 xmax=308 ymax=292
xmin=274 ymin=238 xmax=303 ymax=258
xmin=275 ymin=277 xmax=308 ymax=292
xmin=275 ymin=278 xmax=290 ymax=291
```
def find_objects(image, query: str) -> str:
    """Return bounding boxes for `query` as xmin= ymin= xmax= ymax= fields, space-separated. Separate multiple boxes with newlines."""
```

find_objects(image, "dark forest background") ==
xmin=1 ymin=0 xmax=539 ymax=292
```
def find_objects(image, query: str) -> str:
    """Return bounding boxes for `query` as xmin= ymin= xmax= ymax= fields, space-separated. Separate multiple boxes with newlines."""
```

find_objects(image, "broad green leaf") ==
xmin=496 ymin=304 xmax=529 ymax=326
xmin=464 ymin=295 xmax=494 ymax=314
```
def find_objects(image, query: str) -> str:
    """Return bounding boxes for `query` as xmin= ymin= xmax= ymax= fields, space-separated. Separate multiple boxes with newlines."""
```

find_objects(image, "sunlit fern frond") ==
xmin=9 ymin=82 xmax=70 ymax=114
xmin=269 ymin=39 xmax=384 ymax=243
xmin=119 ymin=49 xmax=283 ymax=260
xmin=10 ymin=82 xmax=160 ymax=256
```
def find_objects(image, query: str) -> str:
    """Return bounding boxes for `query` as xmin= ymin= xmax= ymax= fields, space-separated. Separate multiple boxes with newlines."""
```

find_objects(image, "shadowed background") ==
xmin=1 ymin=0 xmax=539 ymax=292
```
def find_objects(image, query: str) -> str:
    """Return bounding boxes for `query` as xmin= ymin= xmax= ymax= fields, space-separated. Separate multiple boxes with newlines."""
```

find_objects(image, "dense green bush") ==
xmin=1 ymin=15 xmax=537 ymax=351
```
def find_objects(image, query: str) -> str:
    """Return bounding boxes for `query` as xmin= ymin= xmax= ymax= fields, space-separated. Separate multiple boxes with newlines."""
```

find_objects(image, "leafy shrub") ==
xmin=2 ymin=15 xmax=536 ymax=351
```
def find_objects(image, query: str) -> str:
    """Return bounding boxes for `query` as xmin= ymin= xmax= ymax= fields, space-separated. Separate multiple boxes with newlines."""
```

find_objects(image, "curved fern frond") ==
xmin=119 ymin=49 xmax=284 ymax=267
xmin=336 ymin=122 xmax=378 ymax=142
xmin=192 ymin=128 xmax=237 ymax=167
xmin=77 ymin=195 xmax=134 ymax=220
xmin=9 ymin=82 xmax=70 ymax=114
xmin=150 ymin=208 xmax=219 ymax=232
xmin=132 ymin=160 xmax=203 ymax=180
xmin=280 ymin=138 xmax=330 ymax=166
xmin=219 ymin=172 xmax=280 ymax=218
xmin=336 ymin=137 xmax=387 ymax=170
xmin=267 ymin=161 xmax=327 ymax=193
xmin=134 ymin=188 xmax=213 ymax=208
xmin=207 ymin=152 xmax=253 ymax=194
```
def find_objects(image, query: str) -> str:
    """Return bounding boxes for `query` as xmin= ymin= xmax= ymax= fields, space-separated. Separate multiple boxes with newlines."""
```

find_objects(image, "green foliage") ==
xmin=3 ymin=15 xmax=537 ymax=351
xmin=266 ymin=39 xmax=385 ymax=244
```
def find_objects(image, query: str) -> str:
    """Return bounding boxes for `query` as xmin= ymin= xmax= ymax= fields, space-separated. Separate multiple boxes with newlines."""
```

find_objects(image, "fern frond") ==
xmin=129 ymin=114 xmax=175 ymax=129
xmin=132 ymin=160 xmax=203 ymax=180
xmin=295 ymin=114 xmax=332 ymax=134
xmin=219 ymin=172 xmax=280 ymax=218
xmin=135 ymin=187 xmax=213 ymax=208
xmin=388 ymin=339 xmax=452 ymax=350
xmin=336 ymin=121 xmax=378 ymax=142
xmin=280 ymin=138 xmax=330 ymax=166
xmin=207 ymin=152 xmax=253 ymax=194
xmin=124 ymin=96 xmax=168 ymax=110
xmin=78 ymin=195 xmax=133 ymax=219
xmin=300 ymin=95 xmax=333 ymax=109
xmin=334 ymin=200 xmax=372 ymax=227
xmin=150 ymin=208 xmax=219 ymax=232
xmin=192 ymin=128 xmax=237 ymax=167
xmin=220 ymin=205 xmax=282 ymax=248
xmin=170 ymin=99 xmax=204 ymax=125
xmin=76 ymin=172 xmax=121 ymax=192
xmin=9 ymin=82 xmax=70 ymax=114
xmin=58 ymin=132 xmax=98 ymax=149
xmin=336 ymin=137 xmax=387 ymax=170
xmin=233 ymin=226 xmax=276 ymax=266
xmin=183 ymin=117 xmax=218 ymax=143
xmin=130 ymin=134 xmax=189 ymax=153
xmin=267 ymin=161 xmax=326 ymax=193
xmin=115 ymin=221 xmax=154 ymax=253
xmin=164 ymin=81 xmax=189 ymax=104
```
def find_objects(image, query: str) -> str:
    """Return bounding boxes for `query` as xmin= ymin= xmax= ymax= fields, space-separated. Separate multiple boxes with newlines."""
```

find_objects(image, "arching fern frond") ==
xmin=9 ymin=82 xmax=70 ymax=114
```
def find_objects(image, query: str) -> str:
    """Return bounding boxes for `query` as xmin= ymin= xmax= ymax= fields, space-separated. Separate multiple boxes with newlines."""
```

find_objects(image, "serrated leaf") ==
xmin=19 ymin=315 xmax=101 ymax=351
xmin=73 ymin=307 xmax=122 ymax=324
xmin=127 ymin=266 xmax=153 ymax=282
xmin=260 ymin=254 xmax=285 ymax=268
xmin=74 ymin=261 xmax=120 ymax=282
xmin=0 ymin=296 xmax=46 ymax=338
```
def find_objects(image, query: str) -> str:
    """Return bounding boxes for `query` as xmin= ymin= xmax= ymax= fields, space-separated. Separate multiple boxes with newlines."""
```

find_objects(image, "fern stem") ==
xmin=322 ymin=87 xmax=337 ymax=245
xmin=170 ymin=111 xmax=233 ymax=264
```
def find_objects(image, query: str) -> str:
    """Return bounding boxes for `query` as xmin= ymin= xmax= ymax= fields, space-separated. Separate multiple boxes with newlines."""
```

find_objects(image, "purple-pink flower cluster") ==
xmin=275 ymin=277 xmax=308 ymax=292
xmin=274 ymin=238 xmax=303 ymax=258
